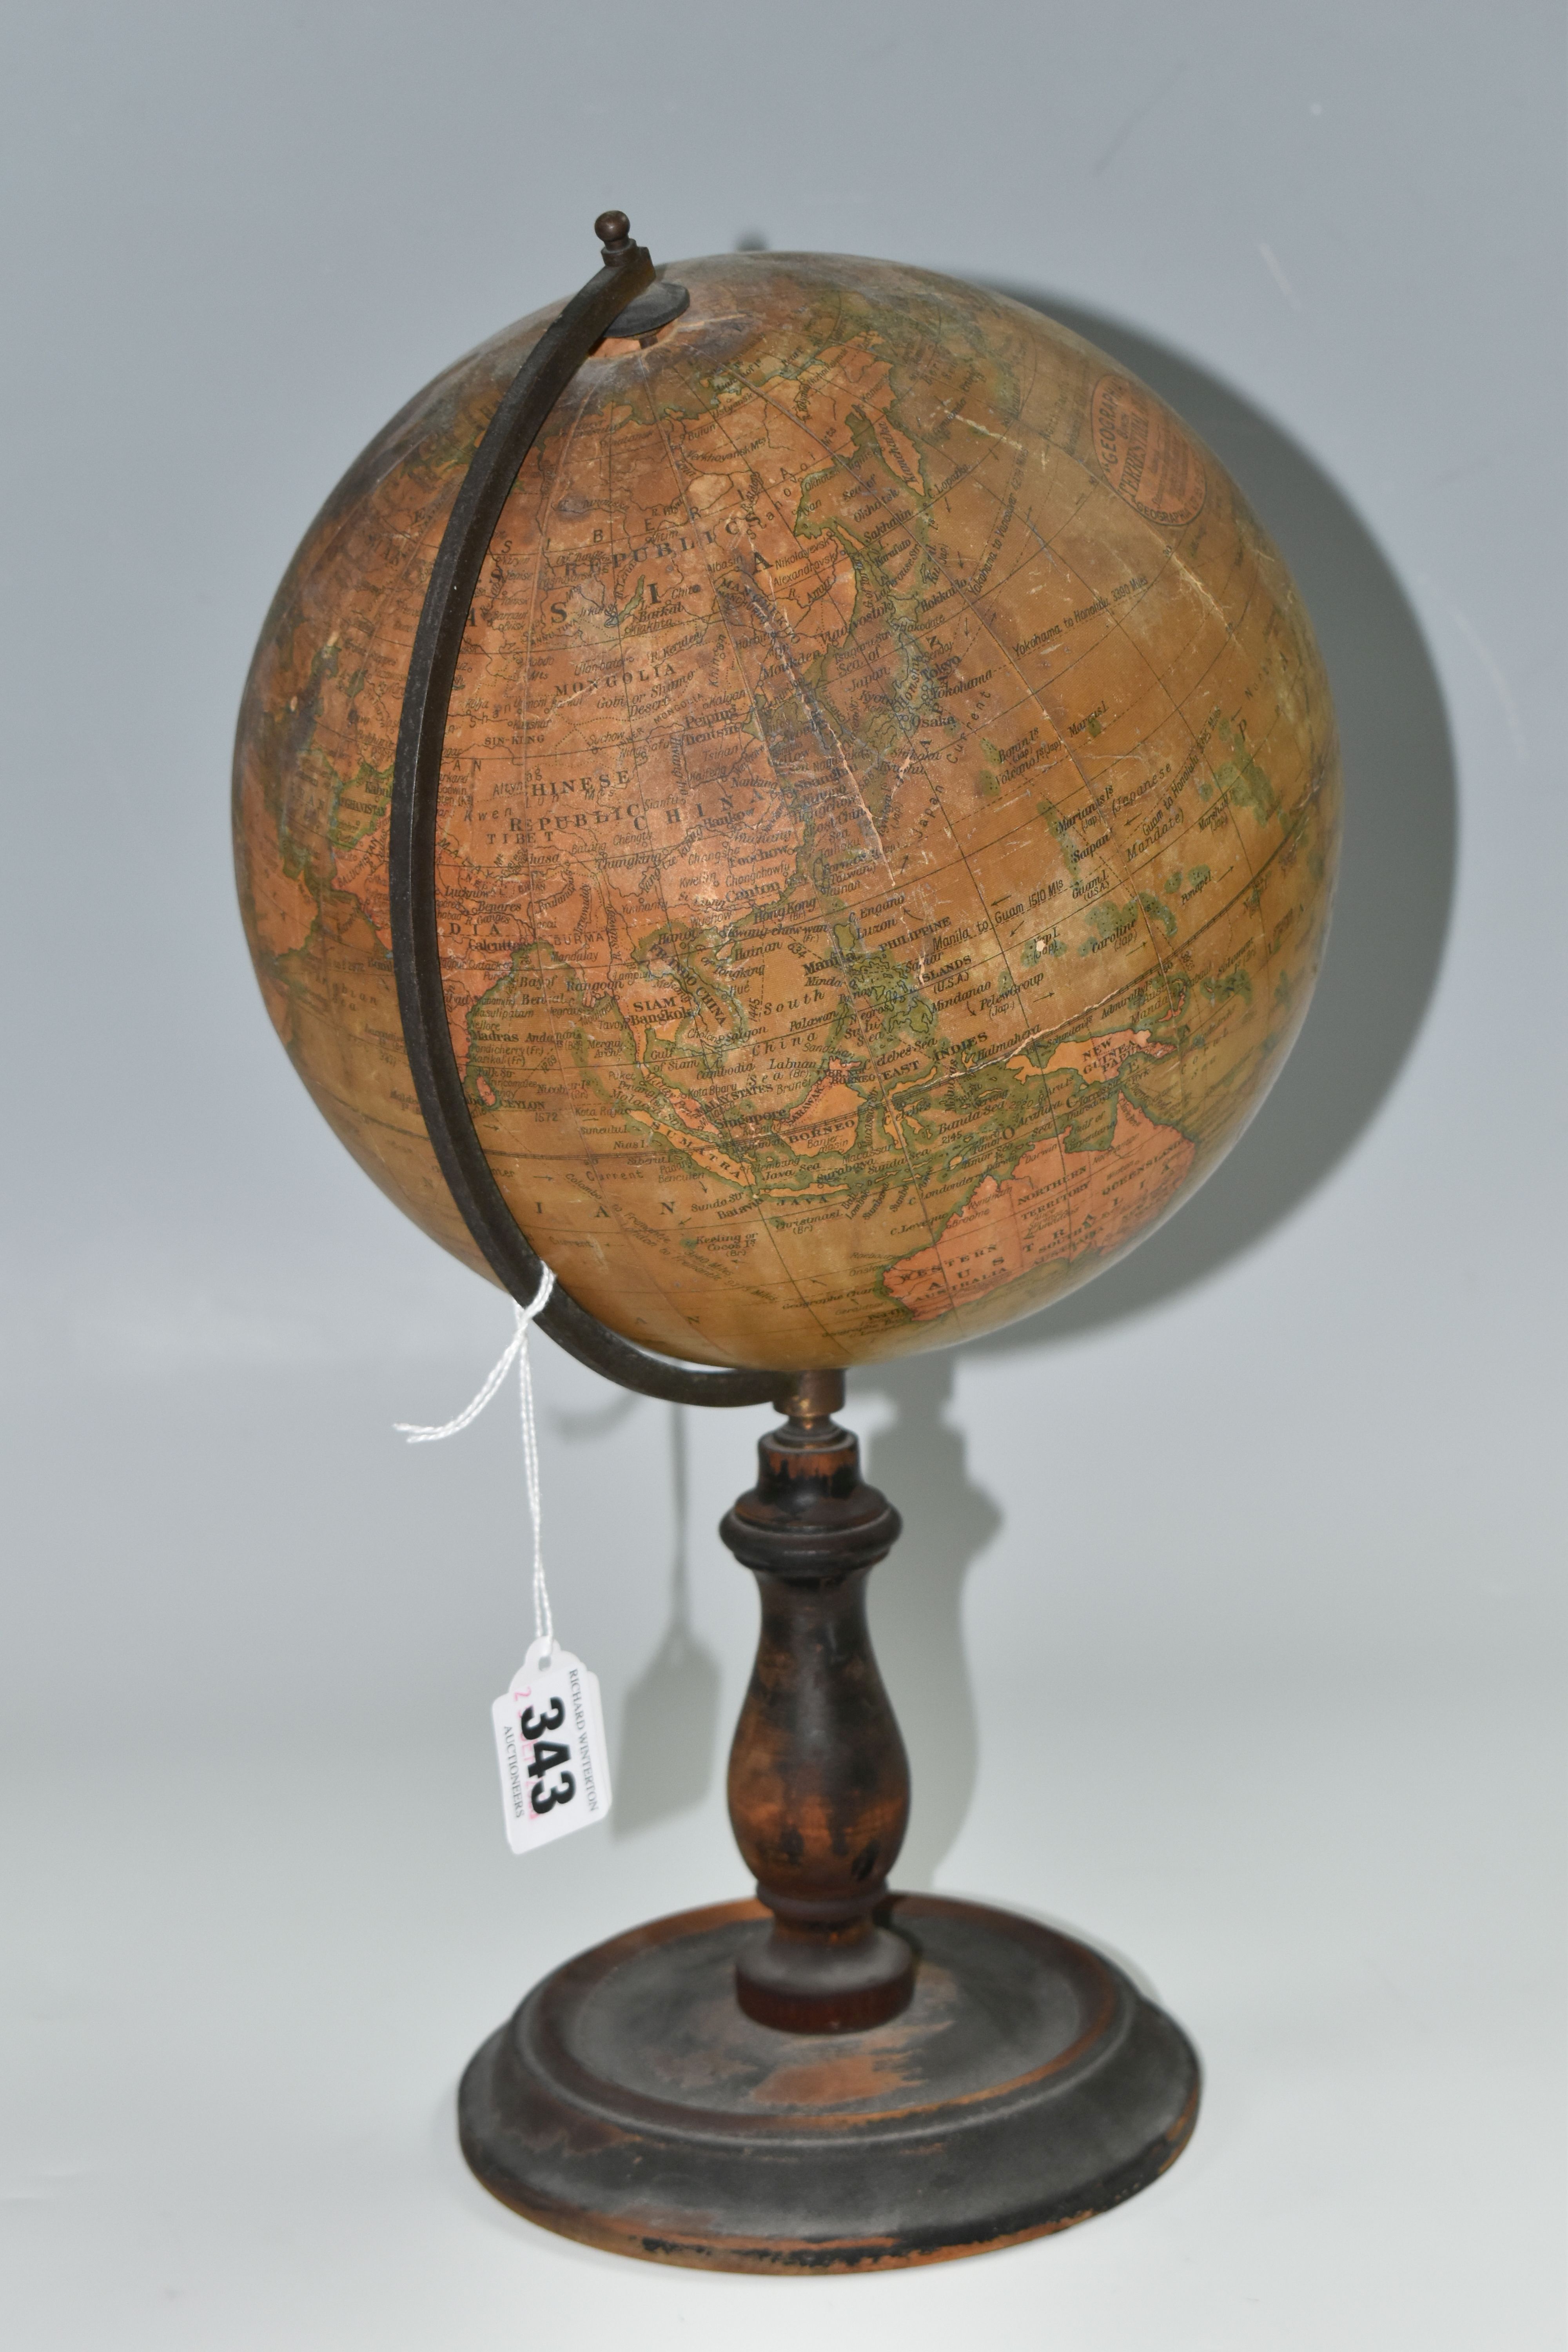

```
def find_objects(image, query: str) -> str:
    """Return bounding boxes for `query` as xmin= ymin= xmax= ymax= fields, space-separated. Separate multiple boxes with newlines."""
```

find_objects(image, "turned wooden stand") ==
xmin=457 ymin=1374 xmax=1200 ymax=2272
xmin=722 ymin=1368 xmax=913 ymax=2034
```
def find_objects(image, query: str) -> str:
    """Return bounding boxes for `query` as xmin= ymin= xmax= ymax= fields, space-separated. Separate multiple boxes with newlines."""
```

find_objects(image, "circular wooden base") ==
xmin=458 ymin=1894 xmax=1200 ymax=2273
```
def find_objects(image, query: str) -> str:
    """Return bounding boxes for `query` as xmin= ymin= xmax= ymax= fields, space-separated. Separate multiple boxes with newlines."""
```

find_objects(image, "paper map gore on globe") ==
xmin=234 ymin=251 xmax=1340 ymax=1372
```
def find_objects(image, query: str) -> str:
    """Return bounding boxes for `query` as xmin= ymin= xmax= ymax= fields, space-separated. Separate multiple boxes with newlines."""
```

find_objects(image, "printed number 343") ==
xmin=521 ymin=1697 xmax=574 ymax=1814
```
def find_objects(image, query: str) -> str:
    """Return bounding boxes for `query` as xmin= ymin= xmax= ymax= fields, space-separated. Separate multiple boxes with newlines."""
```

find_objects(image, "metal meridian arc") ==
xmin=388 ymin=223 xmax=776 ymax=1408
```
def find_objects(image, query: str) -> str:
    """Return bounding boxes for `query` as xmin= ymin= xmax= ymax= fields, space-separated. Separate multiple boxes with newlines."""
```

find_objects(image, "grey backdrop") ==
xmin=3 ymin=5 xmax=1563 ymax=2347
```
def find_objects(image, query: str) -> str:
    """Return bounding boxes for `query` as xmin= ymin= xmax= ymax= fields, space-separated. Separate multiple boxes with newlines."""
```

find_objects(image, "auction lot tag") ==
xmin=492 ymin=1639 xmax=612 ymax=1853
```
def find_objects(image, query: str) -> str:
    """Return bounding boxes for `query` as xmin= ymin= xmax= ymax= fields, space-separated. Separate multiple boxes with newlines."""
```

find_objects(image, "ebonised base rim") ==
xmin=458 ymin=1893 xmax=1200 ymax=2273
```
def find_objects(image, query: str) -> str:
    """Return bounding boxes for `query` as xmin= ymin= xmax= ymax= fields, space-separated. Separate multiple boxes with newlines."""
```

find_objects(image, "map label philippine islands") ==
xmin=884 ymin=1032 xmax=1194 ymax=1320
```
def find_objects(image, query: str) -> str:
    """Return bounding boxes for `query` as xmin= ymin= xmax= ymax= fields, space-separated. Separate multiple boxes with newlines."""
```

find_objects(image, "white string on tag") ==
xmin=395 ymin=1266 xmax=557 ymax=1658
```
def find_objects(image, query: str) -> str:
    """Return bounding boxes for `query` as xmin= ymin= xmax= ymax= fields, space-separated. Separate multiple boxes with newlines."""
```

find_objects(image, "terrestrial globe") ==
xmin=234 ymin=247 xmax=1339 ymax=1373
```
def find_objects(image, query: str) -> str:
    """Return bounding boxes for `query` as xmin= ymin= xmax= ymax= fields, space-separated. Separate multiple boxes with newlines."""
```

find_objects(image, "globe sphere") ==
xmin=234 ymin=252 xmax=1339 ymax=1371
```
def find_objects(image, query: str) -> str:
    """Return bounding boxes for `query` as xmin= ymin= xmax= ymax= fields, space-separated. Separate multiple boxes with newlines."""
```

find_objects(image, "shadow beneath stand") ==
xmin=863 ymin=1354 xmax=1002 ymax=1888
xmin=612 ymin=1403 xmax=722 ymax=1837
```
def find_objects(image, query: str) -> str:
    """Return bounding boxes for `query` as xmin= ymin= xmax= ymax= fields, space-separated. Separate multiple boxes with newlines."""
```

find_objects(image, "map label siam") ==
xmin=233 ymin=220 xmax=1340 ymax=2270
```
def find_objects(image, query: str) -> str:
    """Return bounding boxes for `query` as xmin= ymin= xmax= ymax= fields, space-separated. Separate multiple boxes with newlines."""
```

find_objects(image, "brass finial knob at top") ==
xmin=592 ymin=209 xmax=691 ymax=342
